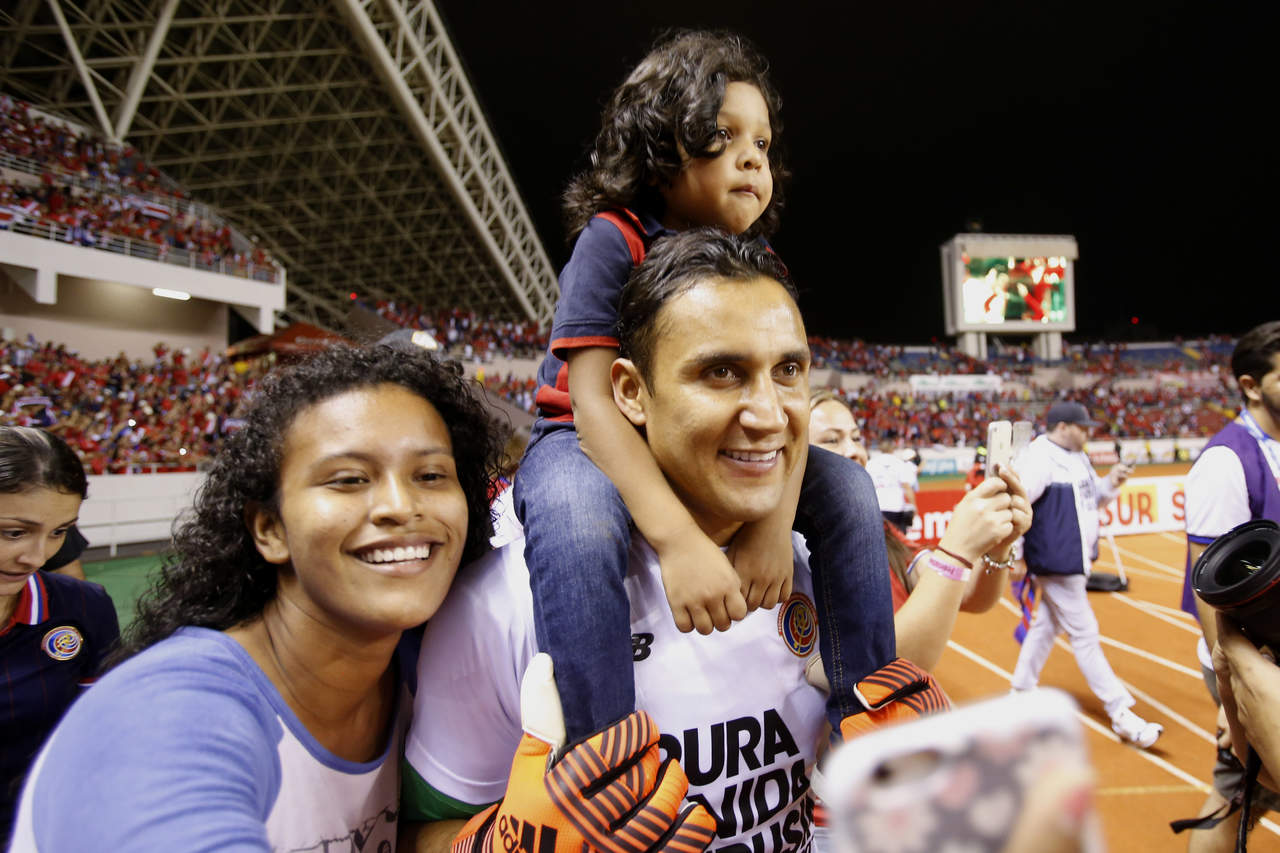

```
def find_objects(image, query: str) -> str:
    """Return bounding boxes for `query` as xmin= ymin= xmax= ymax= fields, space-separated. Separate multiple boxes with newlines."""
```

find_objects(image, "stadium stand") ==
xmin=363 ymin=293 xmax=1238 ymax=446
xmin=369 ymin=300 xmax=548 ymax=360
xmin=0 ymin=334 xmax=268 ymax=475
xmin=0 ymin=95 xmax=278 ymax=284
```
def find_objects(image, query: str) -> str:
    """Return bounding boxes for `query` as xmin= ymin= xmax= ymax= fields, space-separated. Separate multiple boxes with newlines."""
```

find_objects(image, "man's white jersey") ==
xmin=864 ymin=453 xmax=914 ymax=513
xmin=407 ymin=533 xmax=828 ymax=853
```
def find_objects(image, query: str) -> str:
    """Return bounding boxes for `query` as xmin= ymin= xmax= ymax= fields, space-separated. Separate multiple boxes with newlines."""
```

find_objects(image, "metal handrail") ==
xmin=0 ymin=216 xmax=280 ymax=283
xmin=0 ymin=150 xmax=279 ymax=268
xmin=0 ymin=149 xmax=215 ymax=222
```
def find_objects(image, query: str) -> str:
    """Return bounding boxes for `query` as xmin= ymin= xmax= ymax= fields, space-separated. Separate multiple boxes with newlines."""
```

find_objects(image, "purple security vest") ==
xmin=1181 ymin=421 xmax=1280 ymax=616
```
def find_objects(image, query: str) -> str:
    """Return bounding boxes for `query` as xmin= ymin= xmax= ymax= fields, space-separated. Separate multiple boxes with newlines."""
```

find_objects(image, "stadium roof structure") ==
xmin=0 ymin=0 xmax=559 ymax=332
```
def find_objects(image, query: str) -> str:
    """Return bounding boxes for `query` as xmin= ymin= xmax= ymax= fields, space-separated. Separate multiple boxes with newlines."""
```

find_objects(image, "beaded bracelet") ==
xmin=927 ymin=553 xmax=972 ymax=583
xmin=982 ymin=553 xmax=1015 ymax=574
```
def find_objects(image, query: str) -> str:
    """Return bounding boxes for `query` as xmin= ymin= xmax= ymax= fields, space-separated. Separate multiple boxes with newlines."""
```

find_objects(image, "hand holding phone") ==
xmin=985 ymin=421 xmax=1012 ymax=478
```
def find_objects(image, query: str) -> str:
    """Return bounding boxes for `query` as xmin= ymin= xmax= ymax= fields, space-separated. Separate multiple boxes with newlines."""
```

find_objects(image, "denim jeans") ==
xmin=516 ymin=426 xmax=897 ymax=743
xmin=795 ymin=447 xmax=897 ymax=732
xmin=515 ymin=425 xmax=635 ymax=743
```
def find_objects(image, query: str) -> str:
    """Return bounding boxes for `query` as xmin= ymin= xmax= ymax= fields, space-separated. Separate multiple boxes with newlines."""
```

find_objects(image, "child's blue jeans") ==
xmin=513 ymin=423 xmax=896 ymax=743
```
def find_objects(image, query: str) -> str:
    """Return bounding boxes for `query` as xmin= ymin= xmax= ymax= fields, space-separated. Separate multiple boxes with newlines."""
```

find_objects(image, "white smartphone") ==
xmin=821 ymin=689 xmax=1097 ymax=853
xmin=1012 ymin=420 xmax=1034 ymax=459
xmin=986 ymin=420 xmax=1012 ymax=478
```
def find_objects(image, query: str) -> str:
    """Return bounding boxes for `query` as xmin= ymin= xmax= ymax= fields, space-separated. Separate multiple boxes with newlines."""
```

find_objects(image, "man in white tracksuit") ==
xmin=1009 ymin=401 xmax=1163 ymax=748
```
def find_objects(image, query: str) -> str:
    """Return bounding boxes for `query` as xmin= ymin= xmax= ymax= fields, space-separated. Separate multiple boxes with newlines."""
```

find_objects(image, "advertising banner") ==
xmin=1099 ymin=475 xmax=1185 ymax=536
xmin=908 ymin=374 xmax=1004 ymax=395
xmin=902 ymin=475 xmax=1187 ymax=546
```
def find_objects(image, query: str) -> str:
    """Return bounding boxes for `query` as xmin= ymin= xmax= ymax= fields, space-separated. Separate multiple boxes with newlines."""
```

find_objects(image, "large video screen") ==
xmin=959 ymin=255 xmax=1068 ymax=326
xmin=941 ymin=235 xmax=1077 ymax=334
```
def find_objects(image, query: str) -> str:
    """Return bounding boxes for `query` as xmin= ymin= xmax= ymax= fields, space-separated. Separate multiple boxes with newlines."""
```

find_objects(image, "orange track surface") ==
xmin=934 ymin=530 xmax=1280 ymax=850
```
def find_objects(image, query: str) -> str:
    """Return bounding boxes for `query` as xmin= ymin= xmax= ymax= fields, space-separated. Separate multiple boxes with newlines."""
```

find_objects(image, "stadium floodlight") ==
xmin=152 ymin=288 xmax=191 ymax=301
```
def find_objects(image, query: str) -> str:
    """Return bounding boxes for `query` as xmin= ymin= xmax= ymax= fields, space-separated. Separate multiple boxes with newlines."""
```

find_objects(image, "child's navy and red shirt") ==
xmin=531 ymin=207 xmax=671 ymax=436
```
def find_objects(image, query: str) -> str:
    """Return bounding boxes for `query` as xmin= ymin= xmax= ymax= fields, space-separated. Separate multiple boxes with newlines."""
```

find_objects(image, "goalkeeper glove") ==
xmin=452 ymin=653 xmax=718 ymax=853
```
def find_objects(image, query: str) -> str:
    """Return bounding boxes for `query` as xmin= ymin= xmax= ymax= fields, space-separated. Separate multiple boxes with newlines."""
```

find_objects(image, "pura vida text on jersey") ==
xmin=658 ymin=709 xmax=813 ymax=853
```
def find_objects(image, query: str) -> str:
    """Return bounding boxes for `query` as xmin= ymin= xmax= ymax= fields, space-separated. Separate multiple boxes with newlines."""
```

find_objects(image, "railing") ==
xmin=0 ymin=216 xmax=281 ymax=283
xmin=0 ymin=149 xmax=218 ymax=224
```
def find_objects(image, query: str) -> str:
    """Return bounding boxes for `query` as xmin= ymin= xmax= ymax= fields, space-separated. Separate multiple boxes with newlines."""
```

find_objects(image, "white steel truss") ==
xmin=0 ymin=0 xmax=559 ymax=331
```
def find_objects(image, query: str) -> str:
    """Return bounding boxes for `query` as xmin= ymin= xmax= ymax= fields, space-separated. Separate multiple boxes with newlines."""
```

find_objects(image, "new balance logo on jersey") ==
xmin=632 ymin=632 xmax=654 ymax=661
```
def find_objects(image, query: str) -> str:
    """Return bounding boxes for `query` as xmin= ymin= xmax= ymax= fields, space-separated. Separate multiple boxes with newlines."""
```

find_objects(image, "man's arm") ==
xmin=571 ymin=347 xmax=745 ymax=633
xmin=1214 ymin=614 xmax=1280 ymax=789
xmin=1185 ymin=446 xmax=1251 ymax=648
xmin=1187 ymin=541 xmax=1219 ymax=651
xmin=405 ymin=656 xmax=716 ymax=853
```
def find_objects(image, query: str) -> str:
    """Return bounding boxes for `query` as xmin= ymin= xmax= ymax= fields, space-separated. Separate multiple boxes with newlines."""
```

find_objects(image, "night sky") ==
xmin=434 ymin=0 xmax=1262 ymax=344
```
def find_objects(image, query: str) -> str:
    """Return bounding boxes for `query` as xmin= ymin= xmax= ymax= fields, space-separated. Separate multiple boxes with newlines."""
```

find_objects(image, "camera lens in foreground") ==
xmin=1192 ymin=520 xmax=1280 ymax=651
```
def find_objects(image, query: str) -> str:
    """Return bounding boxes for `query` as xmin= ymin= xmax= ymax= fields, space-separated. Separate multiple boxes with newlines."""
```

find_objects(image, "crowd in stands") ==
xmin=0 ymin=318 xmax=1239 ymax=476
xmin=477 ymin=370 xmax=537 ymax=414
xmin=0 ymin=335 xmax=268 ymax=474
xmin=367 ymin=295 xmax=1239 ymax=445
xmin=0 ymin=181 xmax=263 ymax=267
xmin=370 ymin=300 xmax=548 ymax=360
xmin=1 ymin=94 xmax=182 ymax=200
xmin=0 ymin=94 xmax=276 ymax=278
xmin=809 ymin=336 xmax=1004 ymax=378
xmin=827 ymin=382 xmax=1234 ymax=448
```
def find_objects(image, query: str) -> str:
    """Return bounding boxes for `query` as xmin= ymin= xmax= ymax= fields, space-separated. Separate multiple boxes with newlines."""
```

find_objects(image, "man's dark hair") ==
xmin=616 ymin=228 xmax=796 ymax=384
xmin=114 ymin=344 xmax=504 ymax=663
xmin=1231 ymin=321 xmax=1280 ymax=396
xmin=562 ymin=30 xmax=788 ymax=241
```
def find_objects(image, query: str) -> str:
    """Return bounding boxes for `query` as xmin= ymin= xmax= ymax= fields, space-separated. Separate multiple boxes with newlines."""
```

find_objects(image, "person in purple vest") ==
xmin=1181 ymin=320 xmax=1280 ymax=853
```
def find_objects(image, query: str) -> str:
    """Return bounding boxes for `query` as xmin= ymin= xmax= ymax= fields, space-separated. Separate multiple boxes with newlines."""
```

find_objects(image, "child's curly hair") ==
xmin=113 ymin=343 xmax=504 ymax=662
xmin=563 ymin=30 xmax=788 ymax=241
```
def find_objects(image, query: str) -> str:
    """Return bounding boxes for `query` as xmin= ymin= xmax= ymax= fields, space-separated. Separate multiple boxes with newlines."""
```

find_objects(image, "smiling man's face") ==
xmin=615 ymin=275 xmax=809 ymax=545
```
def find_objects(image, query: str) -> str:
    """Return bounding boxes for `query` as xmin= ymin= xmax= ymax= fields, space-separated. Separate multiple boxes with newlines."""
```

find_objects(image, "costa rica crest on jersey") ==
xmin=42 ymin=626 xmax=83 ymax=661
xmin=778 ymin=593 xmax=817 ymax=657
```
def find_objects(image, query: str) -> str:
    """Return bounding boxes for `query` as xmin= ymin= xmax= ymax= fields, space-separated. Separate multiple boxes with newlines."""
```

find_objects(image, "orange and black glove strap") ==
xmin=454 ymin=710 xmax=717 ymax=853
xmin=839 ymin=657 xmax=951 ymax=741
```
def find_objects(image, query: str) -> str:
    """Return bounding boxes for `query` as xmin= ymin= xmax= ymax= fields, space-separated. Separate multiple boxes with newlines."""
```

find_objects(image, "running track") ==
xmin=935 ymin=530 xmax=1279 ymax=850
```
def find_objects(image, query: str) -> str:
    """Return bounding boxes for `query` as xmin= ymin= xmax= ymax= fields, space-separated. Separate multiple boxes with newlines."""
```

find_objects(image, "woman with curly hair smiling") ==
xmin=9 ymin=343 xmax=505 ymax=851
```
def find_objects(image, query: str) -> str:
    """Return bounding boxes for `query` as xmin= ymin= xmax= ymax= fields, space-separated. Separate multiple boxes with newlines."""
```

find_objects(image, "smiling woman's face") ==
xmin=0 ymin=487 xmax=83 ymax=601
xmin=247 ymin=383 xmax=470 ymax=640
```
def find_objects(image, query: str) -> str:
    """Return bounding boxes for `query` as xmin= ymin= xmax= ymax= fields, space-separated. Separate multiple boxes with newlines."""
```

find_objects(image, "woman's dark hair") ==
xmin=1232 ymin=321 xmax=1280 ymax=395
xmin=616 ymin=227 xmax=796 ymax=385
xmin=563 ymin=30 xmax=788 ymax=241
xmin=883 ymin=522 xmax=919 ymax=596
xmin=0 ymin=426 xmax=88 ymax=498
xmin=116 ymin=344 xmax=504 ymax=660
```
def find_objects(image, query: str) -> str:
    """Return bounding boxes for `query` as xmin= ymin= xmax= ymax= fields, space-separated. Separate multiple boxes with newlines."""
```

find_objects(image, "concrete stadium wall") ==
xmin=78 ymin=471 xmax=202 ymax=554
xmin=0 ymin=275 xmax=227 ymax=360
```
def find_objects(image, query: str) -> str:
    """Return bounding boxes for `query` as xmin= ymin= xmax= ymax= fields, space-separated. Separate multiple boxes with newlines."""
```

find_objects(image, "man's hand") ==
xmin=657 ymin=532 xmax=748 ymax=634
xmin=1213 ymin=615 xmax=1280 ymax=789
xmin=727 ymin=518 xmax=795 ymax=612
xmin=453 ymin=655 xmax=718 ymax=853
xmin=1109 ymin=462 xmax=1134 ymax=489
